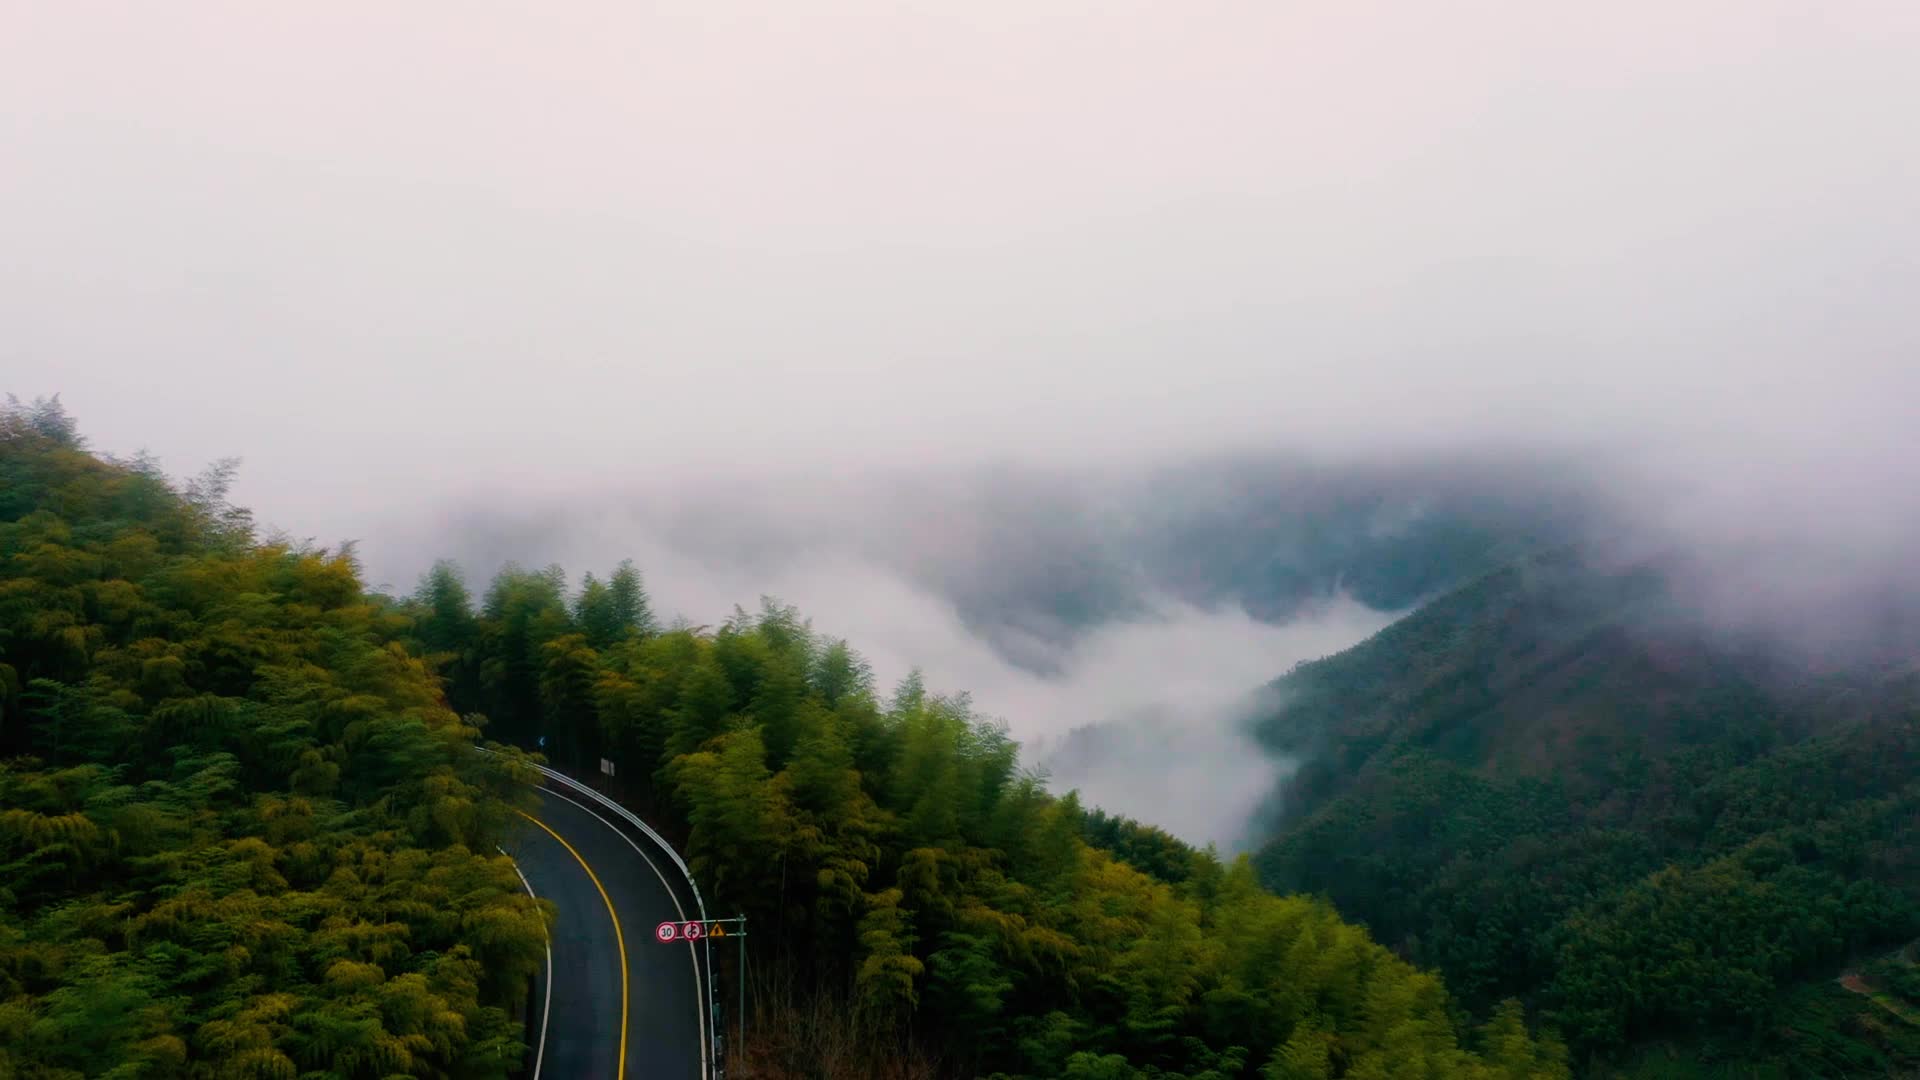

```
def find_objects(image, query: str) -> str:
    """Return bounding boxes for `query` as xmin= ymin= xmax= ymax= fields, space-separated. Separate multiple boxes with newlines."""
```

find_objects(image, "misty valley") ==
xmin=9 ymin=1 xmax=1919 ymax=1075
xmin=4 ymin=399 xmax=1916 ymax=1079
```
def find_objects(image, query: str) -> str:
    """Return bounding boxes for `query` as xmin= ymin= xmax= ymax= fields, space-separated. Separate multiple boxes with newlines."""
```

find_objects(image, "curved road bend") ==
xmin=505 ymin=783 xmax=707 ymax=1080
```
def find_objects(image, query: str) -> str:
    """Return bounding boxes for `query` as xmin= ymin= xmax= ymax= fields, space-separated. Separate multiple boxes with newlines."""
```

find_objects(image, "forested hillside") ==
xmin=1251 ymin=547 xmax=1920 ymax=1076
xmin=0 ymin=398 xmax=551 ymax=1078
xmin=398 ymin=562 xmax=1571 ymax=1079
xmin=1120 ymin=456 xmax=1589 ymax=625
xmin=3 ymin=401 xmax=1572 ymax=1077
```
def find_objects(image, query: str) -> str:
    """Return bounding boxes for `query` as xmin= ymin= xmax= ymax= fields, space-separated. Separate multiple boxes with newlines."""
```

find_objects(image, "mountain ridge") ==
xmin=1244 ymin=542 xmax=1920 ymax=1074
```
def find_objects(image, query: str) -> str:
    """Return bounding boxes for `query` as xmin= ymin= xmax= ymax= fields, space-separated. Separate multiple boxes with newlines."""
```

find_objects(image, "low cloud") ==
xmin=1024 ymin=594 xmax=1399 ymax=852
xmin=5 ymin=0 xmax=1917 ymax=848
xmin=359 ymin=489 xmax=1400 ymax=850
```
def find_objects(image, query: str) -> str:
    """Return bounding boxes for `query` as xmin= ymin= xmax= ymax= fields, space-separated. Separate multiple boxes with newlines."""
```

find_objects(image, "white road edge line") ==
xmin=539 ymin=785 xmax=711 ymax=1079
xmin=473 ymin=749 xmax=714 ymax=1077
xmin=498 ymin=846 xmax=553 ymax=1080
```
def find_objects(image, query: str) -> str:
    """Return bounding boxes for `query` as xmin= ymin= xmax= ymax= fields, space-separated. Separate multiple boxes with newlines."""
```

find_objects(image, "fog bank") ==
xmin=6 ymin=0 xmax=1918 ymax=844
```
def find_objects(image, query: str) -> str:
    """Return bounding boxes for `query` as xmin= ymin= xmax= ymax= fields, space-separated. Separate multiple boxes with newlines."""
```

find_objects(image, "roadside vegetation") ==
xmin=0 ymin=398 xmax=550 ymax=1079
xmin=0 ymin=398 xmax=1573 ymax=1077
xmin=403 ymin=558 xmax=1571 ymax=1079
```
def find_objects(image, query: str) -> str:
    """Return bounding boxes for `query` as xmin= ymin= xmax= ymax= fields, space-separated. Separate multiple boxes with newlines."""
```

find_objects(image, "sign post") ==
xmin=652 ymin=916 xmax=749 ymax=1075
xmin=737 ymin=914 xmax=747 ymax=1056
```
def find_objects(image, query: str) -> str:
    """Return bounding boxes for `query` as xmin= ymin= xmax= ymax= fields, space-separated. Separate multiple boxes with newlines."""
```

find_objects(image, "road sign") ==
xmin=600 ymin=758 xmax=615 ymax=777
xmin=654 ymin=918 xmax=749 ymax=943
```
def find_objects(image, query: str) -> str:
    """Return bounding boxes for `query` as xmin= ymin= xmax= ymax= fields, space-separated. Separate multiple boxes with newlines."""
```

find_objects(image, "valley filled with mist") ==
xmin=350 ymin=454 xmax=1582 ymax=853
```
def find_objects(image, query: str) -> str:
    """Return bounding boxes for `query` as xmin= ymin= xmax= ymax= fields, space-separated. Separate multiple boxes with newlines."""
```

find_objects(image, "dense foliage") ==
xmin=1 ymin=400 xmax=1576 ymax=1077
xmin=400 ymin=563 xmax=1571 ymax=1076
xmin=1251 ymin=548 xmax=1920 ymax=1075
xmin=0 ymin=399 xmax=549 ymax=1079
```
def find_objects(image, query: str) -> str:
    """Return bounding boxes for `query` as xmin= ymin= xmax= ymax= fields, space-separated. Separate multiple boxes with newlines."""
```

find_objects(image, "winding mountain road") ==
xmin=504 ymin=778 xmax=709 ymax=1080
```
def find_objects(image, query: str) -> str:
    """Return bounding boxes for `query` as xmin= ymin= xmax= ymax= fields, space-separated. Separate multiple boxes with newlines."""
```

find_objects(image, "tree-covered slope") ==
xmin=0 ymin=399 xmax=549 ymax=1078
xmin=2 ymin=399 xmax=1571 ymax=1078
xmin=1249 ymin=546 xmax=1920 ymax=1075
xmin=397 ymin=572 xmax=1575 ymax=1076
xmin=1120 ymin=454 xmax=1591 ymax=625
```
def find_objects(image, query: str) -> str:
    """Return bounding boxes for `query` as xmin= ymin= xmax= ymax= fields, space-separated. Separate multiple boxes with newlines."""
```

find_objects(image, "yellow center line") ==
xmin=516 ymin=808 xmax=629 ymax=1080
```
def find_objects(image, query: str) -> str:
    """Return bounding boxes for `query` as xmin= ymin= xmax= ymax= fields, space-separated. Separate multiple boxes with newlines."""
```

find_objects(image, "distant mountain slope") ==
xmin=407 ymin=454 xmax=1593 ymax=676
xmin=1247 ymin=546 xmax=1920 ymax=1074
xmin=1121 ymin=455 xmax=1591 ymax=623
xmin=923 ymin=455 xmax=1596 ymax=669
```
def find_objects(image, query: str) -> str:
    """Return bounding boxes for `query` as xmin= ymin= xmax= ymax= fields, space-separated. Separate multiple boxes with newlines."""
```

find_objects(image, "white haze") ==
xmin=364 ymin=498 xmax=1398 ymax=850
xmin=5 ymin=1 xmax=1918 ymax=844
xmin=6 ymin=1 xmax=1915 ymax=494
xmin=1021 ymin=597 xmax=1400 ymax=852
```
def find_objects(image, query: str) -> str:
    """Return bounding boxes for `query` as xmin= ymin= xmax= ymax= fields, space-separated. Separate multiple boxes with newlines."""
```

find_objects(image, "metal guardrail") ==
xmin=531 ymin=762 xmax=712 ymax=924
xmin=477 ymin=746 xmax=724 ymax=1079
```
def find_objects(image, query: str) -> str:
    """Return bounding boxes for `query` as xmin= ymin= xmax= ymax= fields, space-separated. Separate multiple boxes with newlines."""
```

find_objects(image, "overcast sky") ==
xmin=8 ymin=1 xmax=1916 ymax=515
xmin=6 ymin=2 xmax=1918 ymax=842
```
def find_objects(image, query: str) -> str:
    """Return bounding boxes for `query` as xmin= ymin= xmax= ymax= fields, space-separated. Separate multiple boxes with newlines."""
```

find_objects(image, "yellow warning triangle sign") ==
xmin=710 ymin=924 xmax=726 ymax=937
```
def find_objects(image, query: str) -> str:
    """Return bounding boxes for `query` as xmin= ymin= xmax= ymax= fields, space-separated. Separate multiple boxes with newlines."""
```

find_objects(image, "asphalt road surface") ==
xmin=506 ymin=782 xmax=708 ymax=1080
